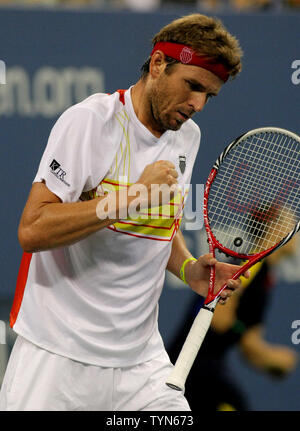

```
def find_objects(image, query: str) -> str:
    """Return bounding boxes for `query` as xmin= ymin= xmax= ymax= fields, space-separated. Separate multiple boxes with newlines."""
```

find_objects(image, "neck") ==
xmin=131 ymin=79 xmax=164 ymax=138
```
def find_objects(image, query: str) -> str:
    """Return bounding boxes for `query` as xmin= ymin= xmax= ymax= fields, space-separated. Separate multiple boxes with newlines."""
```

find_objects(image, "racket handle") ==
xmin=166 ymin=307 xmax=214 ymax=391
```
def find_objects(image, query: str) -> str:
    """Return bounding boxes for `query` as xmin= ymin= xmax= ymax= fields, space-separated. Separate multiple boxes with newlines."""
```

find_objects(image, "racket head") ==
xmin=203 ymin=127 xmax=300 ymax=304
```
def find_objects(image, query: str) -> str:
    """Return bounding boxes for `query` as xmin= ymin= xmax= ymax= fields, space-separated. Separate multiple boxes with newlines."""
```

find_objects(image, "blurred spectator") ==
xmin=165 ymin=0 xmax=299 ymax=10
xmin=196 ymin=0 xmax=223 ymax=10
xmin=59 ymin=0 xmax=95 ymax=4
xmin=162 ymin=0 xmax=196 ymax=5
xmin=0 ymin=0 xmax=299 ymax=9
xmin=197 ymin=0 xmax=273 ymax=10
xmin=0 ymin=0 xmax=98 ymax=5
xmin=163 ymin=0 xmax=273 ymax=11
xmin=229 ymin=0 xmax=272 ymax=10
xmin=121 ymin=0 xmax=161 ymax=10
xmin=0 ymin=0 xmax=59 ymax=4
xmin=284 ymin=0 xmax=300 ymax=7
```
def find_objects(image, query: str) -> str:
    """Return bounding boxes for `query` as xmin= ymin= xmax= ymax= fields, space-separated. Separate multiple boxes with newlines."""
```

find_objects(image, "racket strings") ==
xmin=215 ymin=135 xmax=298 ymax=201
xmin=208 ymin=131 xmax=300 ymax=255
xmin=225 ymin=143 xmax=299 ymax=190
xmin=220 ymin=135 xmax=298 ymax=251
xmin=229 ymin=135 xmax=298 ymax=226
xmin=211 ymin=172 xmax=297 ymax=251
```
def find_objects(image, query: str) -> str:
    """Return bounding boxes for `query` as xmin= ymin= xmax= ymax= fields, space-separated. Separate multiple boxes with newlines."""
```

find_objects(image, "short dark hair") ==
xmin=141 ymin=13 xmax=243 ymax=79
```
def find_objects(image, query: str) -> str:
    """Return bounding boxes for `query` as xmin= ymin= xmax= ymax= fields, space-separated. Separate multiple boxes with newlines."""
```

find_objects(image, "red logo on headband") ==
xmin=180 ymin=47 xmax=194 ymax=64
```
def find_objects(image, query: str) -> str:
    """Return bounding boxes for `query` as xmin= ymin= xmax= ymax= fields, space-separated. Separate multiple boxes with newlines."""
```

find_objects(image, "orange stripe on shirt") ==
xmin=10 ymin=252 xmax=32 ymax=328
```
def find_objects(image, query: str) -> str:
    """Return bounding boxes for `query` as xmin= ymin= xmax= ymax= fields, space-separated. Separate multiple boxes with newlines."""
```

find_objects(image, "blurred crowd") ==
xmin=0 ymin=0 xmax=299 ymax=12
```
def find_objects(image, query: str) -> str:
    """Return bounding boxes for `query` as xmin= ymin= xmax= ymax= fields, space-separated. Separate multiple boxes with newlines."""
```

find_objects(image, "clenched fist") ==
xmin=134 ymin=160 xmax=179 ymax=207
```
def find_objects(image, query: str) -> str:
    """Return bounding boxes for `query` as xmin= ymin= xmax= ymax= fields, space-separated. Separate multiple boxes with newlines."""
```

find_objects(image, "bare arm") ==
xmin=18 ymin=182 xmax=120 ymax=252
xmin=239 ymin=324 xmax=298 ymax=376
xmin=166 ymin=229 xmax=194 ymax=277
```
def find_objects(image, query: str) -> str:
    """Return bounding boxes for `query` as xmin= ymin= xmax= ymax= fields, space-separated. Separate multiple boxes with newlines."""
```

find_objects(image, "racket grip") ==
xmin=166 ymin=307 xmax=214 ymax=391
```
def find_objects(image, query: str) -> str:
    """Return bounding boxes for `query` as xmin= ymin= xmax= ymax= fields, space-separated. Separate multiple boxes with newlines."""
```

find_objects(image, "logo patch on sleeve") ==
xmin=49 ymin=159 xmax=70 ymax=187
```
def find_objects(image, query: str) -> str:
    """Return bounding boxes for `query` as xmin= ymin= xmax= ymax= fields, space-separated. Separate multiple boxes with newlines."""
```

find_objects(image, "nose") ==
xmin=188 ymin=92 xmax=207 ymax=113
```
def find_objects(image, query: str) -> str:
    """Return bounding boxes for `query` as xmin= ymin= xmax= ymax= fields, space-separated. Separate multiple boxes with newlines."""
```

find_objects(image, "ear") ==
xmin=149 ymin=50 xmax=166 ymax=78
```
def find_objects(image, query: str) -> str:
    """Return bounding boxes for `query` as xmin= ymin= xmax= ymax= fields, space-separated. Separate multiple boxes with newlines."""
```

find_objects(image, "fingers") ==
xmin=193 ymin=253 xmax=250 ymax=305
xmin=159 ymin=161 xmax=178 ymax=176
xmin=219 ymin=279 xmax=241 ymax=305
xmin=138 ymin=160 xmax=179 ymax=188
xmin=242 ymin=269 xmax=251 ymax=279
xmin=219 ymin=268 xmax=250 ymax=305
xmin=167 ymin=169 xmax=179 ymax=185
xmin=160 ymin=161 xmax=178 ymax=186
xmin=200 ymin=253 xmax=217 ymax=267
xmin=157 ymin=160 xmax=175 ymax=169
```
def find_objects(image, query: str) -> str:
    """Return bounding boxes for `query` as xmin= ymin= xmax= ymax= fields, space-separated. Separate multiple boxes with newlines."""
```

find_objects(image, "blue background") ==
xmin=0 ymin=7 xmax=299 ymax=410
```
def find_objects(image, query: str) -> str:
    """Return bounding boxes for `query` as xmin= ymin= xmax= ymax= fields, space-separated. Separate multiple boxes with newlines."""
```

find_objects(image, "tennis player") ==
xmin=0 ymin=14 xmax=244 ymax=411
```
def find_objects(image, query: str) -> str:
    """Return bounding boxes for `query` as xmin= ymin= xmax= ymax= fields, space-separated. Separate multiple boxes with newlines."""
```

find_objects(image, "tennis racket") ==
xmin=166 ymin=126 xmax=300 ymax=391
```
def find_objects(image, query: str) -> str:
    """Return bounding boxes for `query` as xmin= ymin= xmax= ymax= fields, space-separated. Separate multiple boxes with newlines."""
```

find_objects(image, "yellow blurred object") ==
xmin=217 ymin=402 xmax=237 ymax=411
xmin=240 ymin=261 xmax=263 ymax=289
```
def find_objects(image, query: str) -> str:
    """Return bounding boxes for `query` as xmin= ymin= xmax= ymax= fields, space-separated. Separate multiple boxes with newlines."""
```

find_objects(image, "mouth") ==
xmin=177 ymin=111 xmax=190 ymax=122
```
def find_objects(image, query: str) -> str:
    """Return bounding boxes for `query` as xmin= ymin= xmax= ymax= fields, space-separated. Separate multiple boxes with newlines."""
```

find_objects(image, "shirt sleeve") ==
xmin=33 ymin=106 xmax=110 ymax=203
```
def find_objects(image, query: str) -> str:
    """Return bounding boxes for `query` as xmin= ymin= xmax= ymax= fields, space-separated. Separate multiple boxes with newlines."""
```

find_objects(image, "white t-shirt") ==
xmin=11 ymin=88 xmax=201 ymax=367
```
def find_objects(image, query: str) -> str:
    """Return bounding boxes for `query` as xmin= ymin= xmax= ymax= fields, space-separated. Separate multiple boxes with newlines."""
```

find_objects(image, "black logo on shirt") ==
xmin=179 ymin=155 xmax=186 ymax=174
xmin=50 ymin=159 xmax=61 ymax=171
xmin=49 ymin=159 xmax=70 ymax=187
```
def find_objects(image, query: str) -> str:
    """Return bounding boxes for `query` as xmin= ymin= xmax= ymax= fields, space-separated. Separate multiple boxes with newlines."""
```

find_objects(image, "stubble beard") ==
xmin=148 ymin=86 xmax=182 ymax=134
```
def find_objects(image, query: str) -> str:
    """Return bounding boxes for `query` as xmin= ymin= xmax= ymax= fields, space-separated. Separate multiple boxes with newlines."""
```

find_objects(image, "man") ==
xmin=0 ymin=14 xmax=245 ymax=411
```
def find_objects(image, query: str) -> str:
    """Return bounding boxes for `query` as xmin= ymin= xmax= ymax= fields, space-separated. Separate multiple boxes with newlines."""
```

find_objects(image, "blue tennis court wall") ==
xmin=0 ymin=7 xmax=299 ymax=410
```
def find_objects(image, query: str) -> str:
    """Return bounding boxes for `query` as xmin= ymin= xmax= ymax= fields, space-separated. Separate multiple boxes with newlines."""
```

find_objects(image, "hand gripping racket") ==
xmin=166 ymin=127 xmax=300 ymax=391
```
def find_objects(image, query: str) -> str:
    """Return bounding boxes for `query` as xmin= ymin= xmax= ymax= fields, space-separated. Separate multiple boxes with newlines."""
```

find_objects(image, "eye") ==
xmin=185 ymin=80 xmax=217 ymax=105
xmin=185 ymin=80 xmax=201 ymax=92
xmin=206 ymin=93 xmax=216 ymax=104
